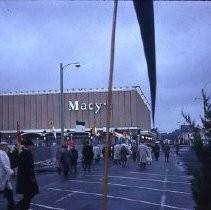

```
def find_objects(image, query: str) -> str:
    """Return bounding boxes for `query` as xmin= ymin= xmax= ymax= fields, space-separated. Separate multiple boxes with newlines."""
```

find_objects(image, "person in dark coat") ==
xmin=82 ymin=141 xmax=94 ymax=172
xmin=56 ymin=146 xmax=63 ymax=175
xmin=131 ymin=143 xmax=138 ymax=162
xmin=153 ymin=142 xmax=160 ymax=161
xmin=7 ymin=145 xmax=19 ymax=173
xmin=120 ymin=145 xmax=128 ymax=167
xmin=60 ymin=145 xmax=70 ymax=176
xmin=16 ymin=139 xmax=39 ymax=210
xmin=69 ymin=146 xmax=78 ymax=173
xmin=164 ymin=142 xmax=170 ymax=162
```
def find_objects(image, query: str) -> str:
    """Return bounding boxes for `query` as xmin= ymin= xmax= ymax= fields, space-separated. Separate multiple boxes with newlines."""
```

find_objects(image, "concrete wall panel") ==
xmin=75 ymin=92 xmax=83 ymax=124
xmin=88 ymin=92 xmax=95 ymax=129
xmin=13 ymin=95 xmax=20 ymax=130
xmin=64 ymin=93 xmax=71 ymax=129
xmin=36 ymin=95 xmax=42 ymax=129
xmin=41 ymin=94 xmax=48 ymax=129
xmin=100 ymin=91 xmax=107 ymax=128
xmin=112 ymin=91 xmax=119 ymax=128
xmin=47 ymin=94 xmax=54 ymax=130
xmin=69 ymin=92 xmax=77 ymax=130
xmin=135 ymin=92 xmax=151 ymax=130
xmin=24 ymin=95 xmax=31 ymax=129
xmin=130 ymin=90 xmax=137 ymax=127
xmin=124 ymin=91 xmax=132 ymax=127
xmin=2 ymin=96 xmax=9 ymax=130
xmin=136 ymin=93 xmax=142 ymax=128
xmin=8 ymin=96 xmax=14 ymax=130
xmin=30 ymin=95 xmax=36 ymax=129
xmin=81 ymin=92 xmax=89 ymax=128
xmin=0 ymin=96 xmax=3 ymax=130
xmin=52 ymin=93 xmax=60 ymax=129
xmin=19 ymin=95 xmax=25 ymax=129
xmin=118 ymin=91 xmax=125 ymax=127
xmin=93 ymin=91 xmax=102 ymax=129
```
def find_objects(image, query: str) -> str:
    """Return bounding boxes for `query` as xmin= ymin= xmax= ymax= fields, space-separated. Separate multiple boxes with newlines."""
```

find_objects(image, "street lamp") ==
xmin=60 ymin=62 xmax=80 ymax=145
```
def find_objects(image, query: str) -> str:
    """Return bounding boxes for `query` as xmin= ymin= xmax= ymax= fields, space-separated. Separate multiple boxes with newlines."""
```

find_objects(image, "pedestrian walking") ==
xmin=92 ymin=145 xmax=101 ymax=164
xmin=60 ymin=145 xmax=70 ymax=176
xmin=164 ymin=142 xmax=170 ymax=162
xmin=0 ymin=141 xmax=15 ymax=210
xmin=153 ymin=142 xmax=160 ymax=161
xmin=56 ymin=146 xmax=63 ymax=175
xmin=146 ymin=145 xmax=152 ymax=165
xmin=9 ymin=145 xmax=19 ymax=175
xmin=102 ymin=145 xmax=111 ymax=159
xmin=82 ymin=141 xmax=94 ymax=172
xmin=137 ymin=143 xmax=149 ymax=169
xmin=131 ymin=143 xmax=138 ymax=162
xmin=16 ymin=139 xmax=39 ymax=210
xmin=120 ymin=145 xmax=128 ymax=167
xmin=113 ymin=142 xmax=121 ymax=165
xmin=175 ymin=141 xmax=180 ymax=156
xmin=69 ymin=146 xmax=78 ymax=173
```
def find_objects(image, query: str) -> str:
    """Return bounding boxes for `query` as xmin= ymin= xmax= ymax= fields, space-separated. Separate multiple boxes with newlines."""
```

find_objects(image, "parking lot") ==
xmin=0 ymin=146 xmax=195 ymax=210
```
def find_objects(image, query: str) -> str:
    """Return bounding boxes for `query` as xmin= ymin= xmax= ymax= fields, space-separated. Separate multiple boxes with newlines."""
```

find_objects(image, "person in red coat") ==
xmin=16 ymin=139 xmax=39 ymax=210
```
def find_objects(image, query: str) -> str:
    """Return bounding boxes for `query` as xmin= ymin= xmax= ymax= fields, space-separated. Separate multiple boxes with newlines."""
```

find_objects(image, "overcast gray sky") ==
xmin=0 ymin=1 xmax=211 ymax=133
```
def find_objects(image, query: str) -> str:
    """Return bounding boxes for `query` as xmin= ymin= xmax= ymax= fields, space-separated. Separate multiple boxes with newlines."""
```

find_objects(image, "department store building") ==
xmin=0 ymin=86 xmax=154 ymax=142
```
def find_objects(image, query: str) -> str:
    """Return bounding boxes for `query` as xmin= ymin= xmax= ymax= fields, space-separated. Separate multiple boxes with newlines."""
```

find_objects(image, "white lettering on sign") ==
xmin=88 ymin=103 xmax=94 ymax=110
xmin=68 ymin=101 xmax=106 ymax=114
xmin=81 ymin=103 xmax=87 ymax=111
xmin=69 ymin=101 xmax=79 ymax=111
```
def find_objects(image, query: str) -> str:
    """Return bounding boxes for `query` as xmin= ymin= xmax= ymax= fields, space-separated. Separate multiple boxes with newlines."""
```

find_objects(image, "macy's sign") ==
xmin=68 ymin=100 xmax=107 ymax=114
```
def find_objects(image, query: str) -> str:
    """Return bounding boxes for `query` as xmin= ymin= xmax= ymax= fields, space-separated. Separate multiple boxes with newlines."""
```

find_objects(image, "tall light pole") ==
xmin=60 ymin=62 xmax=80 ymax=145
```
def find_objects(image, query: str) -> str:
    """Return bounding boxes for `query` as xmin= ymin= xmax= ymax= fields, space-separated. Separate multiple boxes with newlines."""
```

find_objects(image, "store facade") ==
xmin=0 ymin=86 xmax=152 ymax=142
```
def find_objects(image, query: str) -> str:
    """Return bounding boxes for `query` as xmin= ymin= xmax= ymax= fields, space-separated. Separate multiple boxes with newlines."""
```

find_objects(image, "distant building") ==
xmin=179 ymin=124 xmax=195 ymax=145
xmin=0 ymin=86 xmax=152 ymax=142
xmin=179 ymin=124 xmax=210 ymax=145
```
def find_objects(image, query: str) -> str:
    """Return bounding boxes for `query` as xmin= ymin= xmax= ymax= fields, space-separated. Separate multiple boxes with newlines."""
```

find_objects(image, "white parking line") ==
xmin=68 ymin=179 xmax=191 ymax=195
xmin=161 ymin=169 xmax=168 ymax=210
xmin=55 ymin=192 xmax=76 ymax=203
xmin=161 ymin=195 xmax=166 ymax=209
xmin=48 ymin=187 xmax=192 ymax=210
xmin=85 ymin=174 xmax=191 ymax=184
xmin=129 ymin=171 xmax=192 ymax=179
xmin=31 ymin=203 xmax=65 ymax=210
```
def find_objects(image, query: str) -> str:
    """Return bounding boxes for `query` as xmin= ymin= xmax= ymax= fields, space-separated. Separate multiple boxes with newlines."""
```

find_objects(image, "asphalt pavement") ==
xmin=0 ymin=145 xmax=195 ymax=210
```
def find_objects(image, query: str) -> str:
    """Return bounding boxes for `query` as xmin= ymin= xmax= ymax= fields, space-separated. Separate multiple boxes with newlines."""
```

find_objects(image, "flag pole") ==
xmin=102 ymin=1 xmax=118 ymax=210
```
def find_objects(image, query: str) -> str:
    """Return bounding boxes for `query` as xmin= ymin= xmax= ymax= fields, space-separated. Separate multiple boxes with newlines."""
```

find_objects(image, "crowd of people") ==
xmin=55 ymin=139 xmax=178 ymax=176
xmin=0 ymin=140 xmax=39 ymax=210
xmin=56 ymin=141 xmax=95 ymax=176
xmin=0 ymin=137 xmax=179 ymax=210
xmin=113 ymin=141 xmax=160 ymax=169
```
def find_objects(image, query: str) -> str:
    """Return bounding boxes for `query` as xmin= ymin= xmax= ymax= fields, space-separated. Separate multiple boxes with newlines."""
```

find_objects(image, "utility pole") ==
xmin=60 ymin=63 xmax=64 ymax=145
xmin=60 ymin=62 xmax=80 ymax=145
